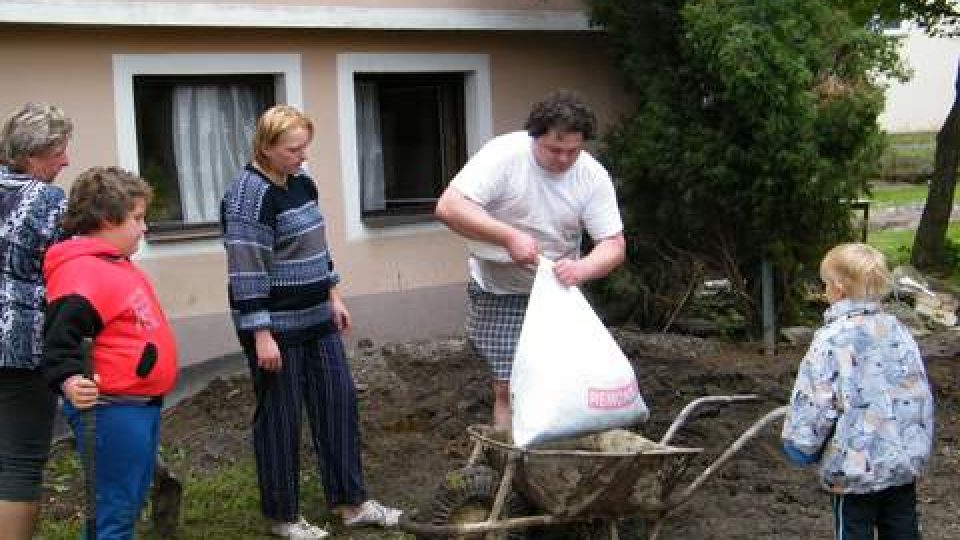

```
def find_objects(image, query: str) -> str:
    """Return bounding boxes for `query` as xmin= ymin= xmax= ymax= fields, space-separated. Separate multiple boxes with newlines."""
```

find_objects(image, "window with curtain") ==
xmin=133 ymin=74 xmax=275 ymax=232
xmin=354 ymin=73 xmax=467 ymax=227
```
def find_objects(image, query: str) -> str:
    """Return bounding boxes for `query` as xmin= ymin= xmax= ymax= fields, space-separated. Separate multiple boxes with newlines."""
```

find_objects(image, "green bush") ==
xmin=589 ymin=0 xmax=903 ymax=331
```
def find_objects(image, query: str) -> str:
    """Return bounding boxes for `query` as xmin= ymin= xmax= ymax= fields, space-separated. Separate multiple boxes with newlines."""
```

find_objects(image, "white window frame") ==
xmin=113 ymin=53 xmax=303 ymax=257
xmin=337 ymin=53 xmax=492 ymax=242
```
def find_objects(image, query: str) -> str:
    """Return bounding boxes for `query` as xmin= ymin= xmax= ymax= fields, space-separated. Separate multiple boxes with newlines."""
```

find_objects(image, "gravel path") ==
xmin=868 ymin=202 xmax=960 ymax=231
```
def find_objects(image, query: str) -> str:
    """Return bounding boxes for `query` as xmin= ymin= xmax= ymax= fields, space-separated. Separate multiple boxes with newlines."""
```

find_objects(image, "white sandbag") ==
xmin=511 ymin=257 xmax=649 ymax=448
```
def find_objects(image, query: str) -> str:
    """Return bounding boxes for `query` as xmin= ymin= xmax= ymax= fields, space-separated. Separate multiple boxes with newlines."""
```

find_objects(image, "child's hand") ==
xmin=63 ymin=374 xmax=99 ymax=409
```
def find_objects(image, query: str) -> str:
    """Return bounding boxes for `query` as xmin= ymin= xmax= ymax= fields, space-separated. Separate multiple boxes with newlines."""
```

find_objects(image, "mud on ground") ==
xmin=43 ymin=331 xmax=960 ymax=539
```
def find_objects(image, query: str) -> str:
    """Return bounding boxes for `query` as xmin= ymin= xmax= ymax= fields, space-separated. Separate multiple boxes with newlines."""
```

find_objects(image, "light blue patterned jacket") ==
xmin=0 ymin=165 xmax=66 ymax=369
xmin=781 ymin=299 xmax=934 ymax=494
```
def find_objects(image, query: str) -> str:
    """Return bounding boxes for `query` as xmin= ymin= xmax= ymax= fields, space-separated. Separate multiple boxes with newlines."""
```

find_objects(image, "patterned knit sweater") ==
xmin=0 ymin=165 xmax=65 ymax=369
xmin=221 ymin=165 xmax=340 ymax=344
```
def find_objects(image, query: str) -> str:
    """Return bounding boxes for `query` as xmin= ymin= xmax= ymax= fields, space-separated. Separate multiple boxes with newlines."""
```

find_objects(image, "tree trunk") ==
xmin=911 ymin=61 xmax=960 ymax=271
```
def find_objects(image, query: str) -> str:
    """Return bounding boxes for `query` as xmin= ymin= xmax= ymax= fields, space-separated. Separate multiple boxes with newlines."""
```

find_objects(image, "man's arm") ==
xmin=553 ymin=232 xmax=625 ymax=286
xmin=435 ymin=186 xmax=538 ymax=265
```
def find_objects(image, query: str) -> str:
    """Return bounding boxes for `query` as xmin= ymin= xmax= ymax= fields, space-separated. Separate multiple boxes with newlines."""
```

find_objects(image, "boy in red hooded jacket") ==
xmin=42 ymin=166 xmax=177 ymax=539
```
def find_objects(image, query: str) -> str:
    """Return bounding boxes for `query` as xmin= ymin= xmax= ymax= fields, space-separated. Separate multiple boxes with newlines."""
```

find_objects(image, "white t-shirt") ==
xmin=450 ymin=131 xmax=623 ymax=294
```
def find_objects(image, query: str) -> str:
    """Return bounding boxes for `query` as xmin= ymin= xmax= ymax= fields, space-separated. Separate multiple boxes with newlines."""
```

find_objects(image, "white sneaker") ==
xmin=342 ymin=499 xmax=403 ymax=527
xmin=270 ymin=516 xmax=329 ymax=539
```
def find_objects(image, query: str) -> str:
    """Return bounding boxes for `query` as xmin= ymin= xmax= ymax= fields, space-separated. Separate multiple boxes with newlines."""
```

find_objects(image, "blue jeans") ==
xmin=832 ymin=482 xmax=919 ymax=540
xmin=63 ymin=401 xmax=160 ymax=540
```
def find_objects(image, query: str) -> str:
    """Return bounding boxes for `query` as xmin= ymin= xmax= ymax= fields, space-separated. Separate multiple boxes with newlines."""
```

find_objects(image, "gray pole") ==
xmin=761 ymin=259 xmax=775 ymax=355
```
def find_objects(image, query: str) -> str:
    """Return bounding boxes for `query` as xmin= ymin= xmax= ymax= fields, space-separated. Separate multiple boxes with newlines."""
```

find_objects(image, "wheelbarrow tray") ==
xmin=469 ymin=425 xmax=702 ymax=519
xmin=401 ymin=397 xmax=787 ymax=539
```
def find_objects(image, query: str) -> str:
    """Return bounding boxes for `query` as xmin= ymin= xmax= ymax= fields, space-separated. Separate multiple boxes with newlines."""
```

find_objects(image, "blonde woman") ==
xmin=221 ymin=105 xmax=400 ymax=539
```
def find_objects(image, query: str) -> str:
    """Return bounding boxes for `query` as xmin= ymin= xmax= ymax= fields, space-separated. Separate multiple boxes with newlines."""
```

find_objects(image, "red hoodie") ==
xmin=42 ymin=237 xmax=178 ymax=397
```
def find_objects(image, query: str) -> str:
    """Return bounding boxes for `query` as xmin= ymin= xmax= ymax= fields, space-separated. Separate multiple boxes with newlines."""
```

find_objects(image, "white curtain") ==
xmin=356 ymin=81 xmax=386 ymax=212
xmin=172 ymin=84 xmax=257 ymax=223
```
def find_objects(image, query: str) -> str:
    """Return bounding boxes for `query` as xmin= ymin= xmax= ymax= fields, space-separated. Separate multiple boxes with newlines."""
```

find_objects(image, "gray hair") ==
xmin=0 ymin=103 xmax=73 ymax=169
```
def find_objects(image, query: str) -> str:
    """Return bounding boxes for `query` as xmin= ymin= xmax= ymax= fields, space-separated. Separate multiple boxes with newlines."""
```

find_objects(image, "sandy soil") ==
xmin=42 ymin=330 xmax=960 ymax=539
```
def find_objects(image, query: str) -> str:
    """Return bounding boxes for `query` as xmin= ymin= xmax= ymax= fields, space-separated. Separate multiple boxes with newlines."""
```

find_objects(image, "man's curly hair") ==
xmin=524 ymin=90 xmax=597 ymax=140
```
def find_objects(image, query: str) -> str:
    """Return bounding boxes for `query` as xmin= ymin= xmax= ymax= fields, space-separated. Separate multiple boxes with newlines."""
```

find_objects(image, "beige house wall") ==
xmin=0 ymin=25 xmax=630 ymax=364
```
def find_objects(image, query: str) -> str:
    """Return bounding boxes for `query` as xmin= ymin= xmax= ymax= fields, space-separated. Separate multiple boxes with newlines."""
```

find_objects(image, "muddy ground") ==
xmin=43 ymin=329 xmax=960 ymax=539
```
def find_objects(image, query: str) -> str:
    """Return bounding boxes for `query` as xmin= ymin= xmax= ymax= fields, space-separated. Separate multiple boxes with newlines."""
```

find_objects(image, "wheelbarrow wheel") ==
xmin=419 ymin=464 xmax=531 ymax=539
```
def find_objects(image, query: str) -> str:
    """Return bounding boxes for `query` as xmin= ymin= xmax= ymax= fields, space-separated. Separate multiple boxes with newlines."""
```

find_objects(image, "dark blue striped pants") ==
xmin=245 ymin=333 xmax=367 ymax=521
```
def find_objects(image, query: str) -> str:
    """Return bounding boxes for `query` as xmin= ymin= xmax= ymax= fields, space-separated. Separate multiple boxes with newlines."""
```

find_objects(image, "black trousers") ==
xmin=0 ymin=368 xmax=56 ymax=501
xmin=832 ymin=482 xmax=919 ymax=540
xmin=244 ymin=333 xmax=367 ymax=521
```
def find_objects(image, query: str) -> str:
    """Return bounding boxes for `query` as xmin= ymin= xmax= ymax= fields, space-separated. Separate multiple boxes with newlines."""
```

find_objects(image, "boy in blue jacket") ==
xmin=781 ymin=243 xmax=934 ymax=540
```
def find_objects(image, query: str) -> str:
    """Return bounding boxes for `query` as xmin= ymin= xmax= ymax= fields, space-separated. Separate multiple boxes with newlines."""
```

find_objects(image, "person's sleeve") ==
xmin=782 ymin=440 xmax=820 ymax=466
xmin=222 ymin=181 xmax=275 ymax=332
xmin=41 ymin=187 xmax=68 ymax=245
xmin=582 ymin=167 xmax=624 ymax=242
xmin=328 ymin=257 xmax=340 ymax=288
xmin=780 ymin=333 xmax=839 ymax=463
xmin=41 ymin=294 xmax=104 ymax=393
xmin=897 ymin=325 xmax=936 ymax=467
xmin=305 ymin=174 xmax=340 ymax=289
xmin=448 ymin=136 xmax=508 ymax=205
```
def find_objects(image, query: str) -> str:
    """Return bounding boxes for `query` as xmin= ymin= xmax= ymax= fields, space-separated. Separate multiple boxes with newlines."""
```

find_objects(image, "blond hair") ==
xmin=820 ymin=242 xmax=892 ymax=301
xmin=251 ymin=104 xmax=313 ymax=165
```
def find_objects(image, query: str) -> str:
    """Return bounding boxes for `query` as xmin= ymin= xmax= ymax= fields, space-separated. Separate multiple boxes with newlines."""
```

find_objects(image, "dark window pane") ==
xmin=133 ymin=74 xmax=275 ymax=229
xmin=355 ymin=73 xmax=466 ymax=222
xmin=381 ymin=84 xmax=445 ymax=204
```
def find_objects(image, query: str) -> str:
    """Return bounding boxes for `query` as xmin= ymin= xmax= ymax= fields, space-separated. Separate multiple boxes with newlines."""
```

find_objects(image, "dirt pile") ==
xmin=43 ymin=331 xmax=960 ymax=539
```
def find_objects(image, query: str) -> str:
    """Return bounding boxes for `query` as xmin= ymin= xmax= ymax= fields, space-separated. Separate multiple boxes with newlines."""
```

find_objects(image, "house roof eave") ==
xmin=0 ymin=1 xmax=596 ymax=32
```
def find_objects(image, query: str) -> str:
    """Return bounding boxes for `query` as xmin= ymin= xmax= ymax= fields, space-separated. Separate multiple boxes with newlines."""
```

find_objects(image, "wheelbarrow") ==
xmin=399 ymin=395 xmax=788 ymax=539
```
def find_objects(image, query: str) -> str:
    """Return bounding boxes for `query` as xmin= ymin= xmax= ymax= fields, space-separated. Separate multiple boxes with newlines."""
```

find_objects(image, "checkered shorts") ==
xmin=465 ymin=280 xmax=529 ymax=381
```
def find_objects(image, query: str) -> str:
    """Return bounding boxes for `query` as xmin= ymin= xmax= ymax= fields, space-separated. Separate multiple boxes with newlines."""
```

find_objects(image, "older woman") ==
xmin=221 ymin=104 xmax=400 ymax=539
xmin=0 ymin=103 xmax=71 ymax=539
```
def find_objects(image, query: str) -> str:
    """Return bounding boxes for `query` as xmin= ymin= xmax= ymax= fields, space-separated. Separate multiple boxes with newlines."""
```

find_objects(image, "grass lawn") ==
xmin=37 ymin=452 xmax=336 ymax=540
xmin=865 ymin=179 xmax=960 ymax=285
xmin=868 ymin=223 xmax=960 ymax=286
xmin=867 ymin=177 xmax=960 ymax=207
xmin=868 ymin=183 xmax=933 ymax=207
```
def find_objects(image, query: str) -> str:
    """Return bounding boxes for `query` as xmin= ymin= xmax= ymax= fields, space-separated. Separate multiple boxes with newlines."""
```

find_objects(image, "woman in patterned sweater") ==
xmin=221 ymin=105 xmax=400 ymax=539
xmin=0 ymin=103 xmax=71 ymax=540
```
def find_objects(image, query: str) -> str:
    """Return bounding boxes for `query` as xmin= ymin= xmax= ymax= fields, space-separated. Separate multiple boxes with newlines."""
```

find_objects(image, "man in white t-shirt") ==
xmin=435 ymin=91 xmax=626 ymax=429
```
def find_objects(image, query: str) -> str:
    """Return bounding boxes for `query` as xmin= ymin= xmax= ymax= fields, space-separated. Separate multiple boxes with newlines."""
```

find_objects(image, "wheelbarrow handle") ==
xmin=396 ymin=514 xmax=580 ymax=536
xmin=659 ymin=394 xmax=759 ymax=446
xmin=666 ymin=405 xmax=788 ymax=511
xmin=80 ymin=337 xmax=97 ymax=539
